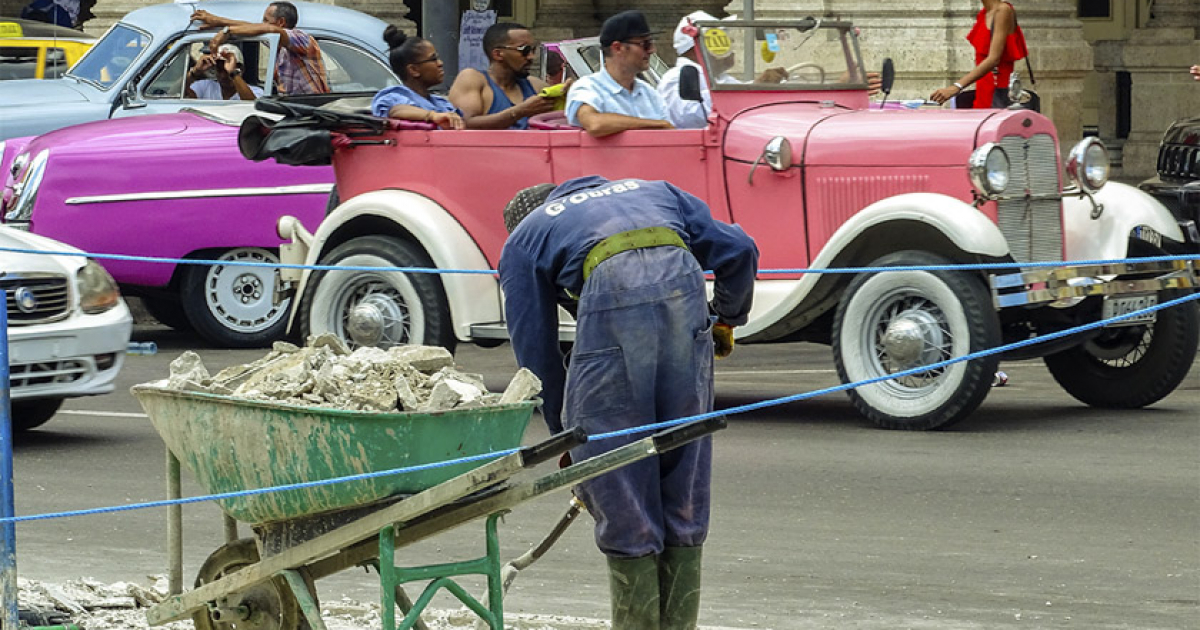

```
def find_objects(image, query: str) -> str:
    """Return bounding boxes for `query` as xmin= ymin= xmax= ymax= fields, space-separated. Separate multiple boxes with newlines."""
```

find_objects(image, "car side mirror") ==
xmin=880 ymin=58 xmax=894 ymax=96
xmin=679 ymin=65 xmax=702 ymax=102
xmin=120 ymin=83 xmax=146 ymax=110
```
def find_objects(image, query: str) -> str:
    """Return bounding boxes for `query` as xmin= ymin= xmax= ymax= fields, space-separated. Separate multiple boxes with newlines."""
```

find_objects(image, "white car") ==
xmin=2 ymin=226 xmax=132 ymax=431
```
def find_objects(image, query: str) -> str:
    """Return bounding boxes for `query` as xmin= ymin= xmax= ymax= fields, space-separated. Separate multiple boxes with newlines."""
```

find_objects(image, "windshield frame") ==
xmin=65 ymin=22 xmax=153 ymax=91
xmin=694 ymin=19 xmax=868 ymax=92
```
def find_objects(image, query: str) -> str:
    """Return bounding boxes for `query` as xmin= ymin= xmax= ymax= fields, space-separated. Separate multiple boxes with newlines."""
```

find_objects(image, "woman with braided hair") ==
xmin=370 ymin=25 xmax=464 ymax=129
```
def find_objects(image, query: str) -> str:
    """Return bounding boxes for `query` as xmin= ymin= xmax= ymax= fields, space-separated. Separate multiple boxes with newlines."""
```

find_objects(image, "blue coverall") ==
xmin=499 ymin=176 xmax=758 ymax=557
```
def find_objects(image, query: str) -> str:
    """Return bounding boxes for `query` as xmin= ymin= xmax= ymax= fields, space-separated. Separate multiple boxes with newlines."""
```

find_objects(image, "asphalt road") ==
xmin=6 ymin=322 xmax=1199 ymax=629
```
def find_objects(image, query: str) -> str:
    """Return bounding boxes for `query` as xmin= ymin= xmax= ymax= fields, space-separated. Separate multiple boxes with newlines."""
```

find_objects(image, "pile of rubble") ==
xmin=156 ymin=334 xmax=541 ymax=413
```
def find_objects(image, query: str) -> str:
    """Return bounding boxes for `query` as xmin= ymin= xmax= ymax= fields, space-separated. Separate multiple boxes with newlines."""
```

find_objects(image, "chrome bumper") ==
xmin=991 ymin=259 xmax=1200 ymax=308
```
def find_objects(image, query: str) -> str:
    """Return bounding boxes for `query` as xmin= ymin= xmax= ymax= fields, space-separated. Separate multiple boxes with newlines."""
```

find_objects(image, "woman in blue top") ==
xmin=371 ymin=25 xmax=465 ymax=129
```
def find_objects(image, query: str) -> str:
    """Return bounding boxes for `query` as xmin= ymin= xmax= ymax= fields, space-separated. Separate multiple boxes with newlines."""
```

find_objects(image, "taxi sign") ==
xmin=0 ymin=22 xmax=24 ymax=37
xmin=703 ymin=27 xmax=732 ymax=58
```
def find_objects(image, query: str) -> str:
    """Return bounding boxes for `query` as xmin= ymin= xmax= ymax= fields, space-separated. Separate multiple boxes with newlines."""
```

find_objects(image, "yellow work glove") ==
xmin=713 ymin=322 xmax=735 ymax=359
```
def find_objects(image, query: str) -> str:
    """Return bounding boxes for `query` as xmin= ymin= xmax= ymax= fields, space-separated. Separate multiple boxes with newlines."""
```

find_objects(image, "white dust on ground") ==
xmin=17 ymin=575 xmax=612 ymax=629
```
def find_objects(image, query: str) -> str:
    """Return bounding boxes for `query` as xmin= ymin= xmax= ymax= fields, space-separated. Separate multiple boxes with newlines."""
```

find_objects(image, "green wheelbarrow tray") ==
xmin=131 ymin=384 xmax=537 ymax=524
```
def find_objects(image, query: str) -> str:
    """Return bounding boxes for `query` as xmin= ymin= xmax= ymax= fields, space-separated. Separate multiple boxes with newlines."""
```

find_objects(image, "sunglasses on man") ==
xmin=498 ymin=44 xmax=540 ymax=56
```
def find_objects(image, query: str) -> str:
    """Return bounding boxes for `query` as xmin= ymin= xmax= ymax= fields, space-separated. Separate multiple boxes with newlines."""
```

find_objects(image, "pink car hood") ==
xmin=723 ymin=104 xmax=1002 ymax=167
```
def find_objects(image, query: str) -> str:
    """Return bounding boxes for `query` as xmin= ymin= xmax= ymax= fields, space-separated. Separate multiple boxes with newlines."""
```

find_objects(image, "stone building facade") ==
xmin=3 ymin=0 xmax=1194 ymax=176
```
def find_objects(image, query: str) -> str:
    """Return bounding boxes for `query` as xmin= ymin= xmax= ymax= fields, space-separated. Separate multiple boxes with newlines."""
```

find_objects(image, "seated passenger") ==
xmin=371 ymin=25 xmax=465 ymax=129
xmin=186 ymin=44 xmax=262 ymax=101
xmin=448 ymin=22 xmax=563 ymax=129
xmin=565 ymin=10 xmax=673 ymax=137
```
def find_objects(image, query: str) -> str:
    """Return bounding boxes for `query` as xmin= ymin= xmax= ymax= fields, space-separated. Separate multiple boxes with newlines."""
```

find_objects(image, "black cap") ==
xmin=599 ymin=10 xmax=657 ymax=48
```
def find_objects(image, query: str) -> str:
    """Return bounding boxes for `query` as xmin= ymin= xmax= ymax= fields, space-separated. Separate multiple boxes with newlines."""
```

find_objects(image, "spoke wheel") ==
xmin=182 ymin=248 xmax=290 ymax=348
xmin=300 ymin=236 xmax=455 ymax=352
xmin=1044 ymin=289 xmax=1199 ymax=408
xmin=192 ymin=539 xmax=304 ymax=630
xmin=833 ymin=251 xmax=1000 ymax=430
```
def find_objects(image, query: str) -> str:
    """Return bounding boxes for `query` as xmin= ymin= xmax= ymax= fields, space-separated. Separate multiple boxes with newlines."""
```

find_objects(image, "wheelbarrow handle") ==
xmin=519 ymin=427 xmax=588 ymax=468
xmin=652 ymin=416 xmax=727 ymax=453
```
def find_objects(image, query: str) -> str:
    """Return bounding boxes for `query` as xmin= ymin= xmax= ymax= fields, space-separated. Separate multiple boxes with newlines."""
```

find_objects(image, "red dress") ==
xmin=965 ymin=3 xmax=1029 ymax=109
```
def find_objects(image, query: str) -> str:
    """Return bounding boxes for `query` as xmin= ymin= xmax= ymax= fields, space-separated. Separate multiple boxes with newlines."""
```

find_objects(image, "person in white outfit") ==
xmin=657 ymin=12 xmax=790 ymax=129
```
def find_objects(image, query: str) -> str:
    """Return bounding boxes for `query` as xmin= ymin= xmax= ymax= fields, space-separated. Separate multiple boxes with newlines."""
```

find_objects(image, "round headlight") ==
xmin=1067 ymin=137 xmax=1109 ymax=193
xmin=968 ymin=143 xmax=1010 ymax=197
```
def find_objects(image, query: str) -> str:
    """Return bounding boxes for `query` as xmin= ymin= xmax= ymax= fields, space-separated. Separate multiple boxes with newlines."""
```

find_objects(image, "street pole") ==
xmin=423 ymin=0 xmax=460 ymax=90
xmin=0 ymin=291 xmax=18 ymax=630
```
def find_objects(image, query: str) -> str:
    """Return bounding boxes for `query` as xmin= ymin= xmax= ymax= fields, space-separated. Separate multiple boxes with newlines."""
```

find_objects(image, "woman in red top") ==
xmin=929 ymin=0 xmax=1029 ymax=108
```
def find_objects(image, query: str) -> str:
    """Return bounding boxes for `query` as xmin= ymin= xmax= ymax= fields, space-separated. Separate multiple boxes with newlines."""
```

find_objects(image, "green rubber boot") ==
xmin=608 ymin=554 xmax=661 ymax=629
xmin=659 ymin=545 xmax=703 ymax=630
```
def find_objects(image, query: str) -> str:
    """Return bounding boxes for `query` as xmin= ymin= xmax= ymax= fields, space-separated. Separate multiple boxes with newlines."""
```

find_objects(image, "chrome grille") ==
xmin=2 ymin=273 xmax=70 ymax=324
xmin=1157 ymin=143 xmax=1200 ymax=180
xmin=996 ymin=134 xmax=1062 ymax=262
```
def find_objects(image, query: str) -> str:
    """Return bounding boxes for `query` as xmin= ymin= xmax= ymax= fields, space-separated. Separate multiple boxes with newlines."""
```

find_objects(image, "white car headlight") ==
xmin=968 ymin=142 xmax=1010 ymax=198
xmin=6 ymin=149 xmax=49 ymax=224
xmin=1066 ymin=137 xmax=1109 ymax=194
xmin=77 ymin=260 xmax=122 ymax=314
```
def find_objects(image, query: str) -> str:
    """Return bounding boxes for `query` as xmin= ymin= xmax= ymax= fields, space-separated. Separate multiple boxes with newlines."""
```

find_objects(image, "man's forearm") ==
xmin=580 ymin=112 xmax=671 ymax=137
xmin=465 ymin=106 xmax=523 ymax=129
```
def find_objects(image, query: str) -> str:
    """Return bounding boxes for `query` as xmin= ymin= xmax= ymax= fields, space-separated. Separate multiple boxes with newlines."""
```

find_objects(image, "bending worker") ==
xmin=499 ymin=176 xmax=758 ymax=629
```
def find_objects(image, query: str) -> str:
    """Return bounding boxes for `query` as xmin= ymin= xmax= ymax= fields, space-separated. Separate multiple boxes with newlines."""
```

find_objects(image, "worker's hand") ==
xmin=713 ymin=322 xmax=735 ymax=359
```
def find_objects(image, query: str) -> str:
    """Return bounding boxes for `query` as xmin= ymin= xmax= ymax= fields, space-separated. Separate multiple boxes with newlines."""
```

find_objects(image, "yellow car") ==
xmin=0 ymin=18 xmax=94 ymax=80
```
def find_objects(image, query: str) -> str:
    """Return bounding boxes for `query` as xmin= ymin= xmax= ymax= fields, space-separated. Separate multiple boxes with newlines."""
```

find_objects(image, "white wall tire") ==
xmin=300 ymin=236 xmax=455 ymax=351
xmin=833 ymin=251 xmax=1000 ymax=430
xmin=181 ymin=248 xmax=290 ymax=348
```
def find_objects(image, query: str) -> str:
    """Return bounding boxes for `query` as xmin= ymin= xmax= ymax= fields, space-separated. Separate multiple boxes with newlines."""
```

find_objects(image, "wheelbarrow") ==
xmin=131 ymin=384 xmax=724 ymax=630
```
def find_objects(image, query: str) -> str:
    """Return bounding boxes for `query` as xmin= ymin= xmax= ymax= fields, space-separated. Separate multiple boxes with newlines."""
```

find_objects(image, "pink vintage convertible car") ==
xmin=256 ymin=18 xmax=1199 ymax=431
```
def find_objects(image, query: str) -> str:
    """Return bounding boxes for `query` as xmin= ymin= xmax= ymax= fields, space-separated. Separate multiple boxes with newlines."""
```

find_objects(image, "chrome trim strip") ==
xmin=64 ymin=183 xmax=334 ymax=205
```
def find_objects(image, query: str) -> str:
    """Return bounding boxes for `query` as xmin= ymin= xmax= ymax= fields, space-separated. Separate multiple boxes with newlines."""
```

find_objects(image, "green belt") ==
xmin=582 ymin=226 xmax=689 ymax=281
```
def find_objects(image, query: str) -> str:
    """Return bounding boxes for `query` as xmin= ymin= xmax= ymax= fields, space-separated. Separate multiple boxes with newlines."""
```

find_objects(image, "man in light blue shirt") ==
xmin=565 ymin=10 xmax=673 ymax=137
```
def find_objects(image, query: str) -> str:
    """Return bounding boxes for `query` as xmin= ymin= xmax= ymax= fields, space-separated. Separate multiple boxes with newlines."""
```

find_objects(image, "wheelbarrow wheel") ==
xmin=192 ymin=538 xmax=311 ymax=630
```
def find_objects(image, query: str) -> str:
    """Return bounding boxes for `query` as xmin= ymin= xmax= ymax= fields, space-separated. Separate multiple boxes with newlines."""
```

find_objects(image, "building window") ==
xmin=1078 ymin=0 xmax=1111 ymax=19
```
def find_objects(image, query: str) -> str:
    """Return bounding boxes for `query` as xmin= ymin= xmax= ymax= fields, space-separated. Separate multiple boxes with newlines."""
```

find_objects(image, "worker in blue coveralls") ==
xmin=499 ymin=176 xmax=758 ymax=629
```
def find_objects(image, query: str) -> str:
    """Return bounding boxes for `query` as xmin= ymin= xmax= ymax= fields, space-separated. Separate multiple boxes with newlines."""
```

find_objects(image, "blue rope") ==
xmin=1 ymin=291 xmax=1195 ymax=525
xmin=0 ymin=245 xmax=1193 ymax=276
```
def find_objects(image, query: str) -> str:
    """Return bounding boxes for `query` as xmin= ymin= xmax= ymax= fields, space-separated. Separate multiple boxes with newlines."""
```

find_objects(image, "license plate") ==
xmin=1102 ymin=294 xmax=1157 ymax=327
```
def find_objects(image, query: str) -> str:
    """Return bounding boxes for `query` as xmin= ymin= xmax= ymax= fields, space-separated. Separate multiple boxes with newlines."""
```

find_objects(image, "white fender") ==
xmin=739 ymin=193 xmax=1008 ymax=338
xmin=1062 ymin=182 xmax=1185 ymax=261
xmin=291 ymin=189 xmax=501 ymax=342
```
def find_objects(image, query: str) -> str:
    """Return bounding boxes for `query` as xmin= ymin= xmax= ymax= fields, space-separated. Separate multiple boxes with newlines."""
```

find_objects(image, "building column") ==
xmin=728 ymin=0 xmax=1093 ymax=151
xmin=1111 ymin=0 xmax=1199 ymax=179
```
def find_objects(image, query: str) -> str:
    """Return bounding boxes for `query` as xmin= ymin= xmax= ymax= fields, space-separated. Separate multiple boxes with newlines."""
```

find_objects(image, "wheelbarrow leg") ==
xmin=280 ymin=570 xmax=327 ymax=630
xmin=379 ymin=513 xmax=505 ymax=630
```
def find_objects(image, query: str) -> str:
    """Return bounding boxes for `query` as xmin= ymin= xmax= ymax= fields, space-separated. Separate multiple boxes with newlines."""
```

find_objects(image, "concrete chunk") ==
xmin=500 ymin=368 xmax=542 ymax=404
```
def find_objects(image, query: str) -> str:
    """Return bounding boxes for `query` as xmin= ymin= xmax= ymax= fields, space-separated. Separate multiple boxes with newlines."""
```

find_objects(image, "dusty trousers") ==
xmin=564 ymin=246 xmax=715 ymax=558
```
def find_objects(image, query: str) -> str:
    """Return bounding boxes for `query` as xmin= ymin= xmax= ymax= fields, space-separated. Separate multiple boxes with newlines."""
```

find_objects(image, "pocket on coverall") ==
xmin=564 ymin=346 xmax=631 ymax=424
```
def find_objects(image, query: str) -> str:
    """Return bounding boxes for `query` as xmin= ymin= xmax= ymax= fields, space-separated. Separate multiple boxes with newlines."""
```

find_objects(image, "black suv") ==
xmin=1139 ymin=115 xmax=1200 ymax=246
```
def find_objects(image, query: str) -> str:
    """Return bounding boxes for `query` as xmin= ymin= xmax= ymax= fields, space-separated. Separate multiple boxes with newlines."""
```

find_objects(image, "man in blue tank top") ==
xmin=500 ymin=177 xmax=758 ymax=629
xmin=449 ymin=23 xmax=561 ymax=129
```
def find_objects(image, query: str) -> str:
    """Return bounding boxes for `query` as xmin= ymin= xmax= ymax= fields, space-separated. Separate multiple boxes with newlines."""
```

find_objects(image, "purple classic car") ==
xmin=2 ymin=105 xmax=331 ymax=346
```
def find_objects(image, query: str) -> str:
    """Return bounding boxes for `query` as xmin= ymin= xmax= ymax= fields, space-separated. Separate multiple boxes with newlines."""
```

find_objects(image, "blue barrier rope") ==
xmin=0 ymin=245 xmax=1194 ymax=276
xmin=1 ymin=290 xmax=1196 ymax=525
